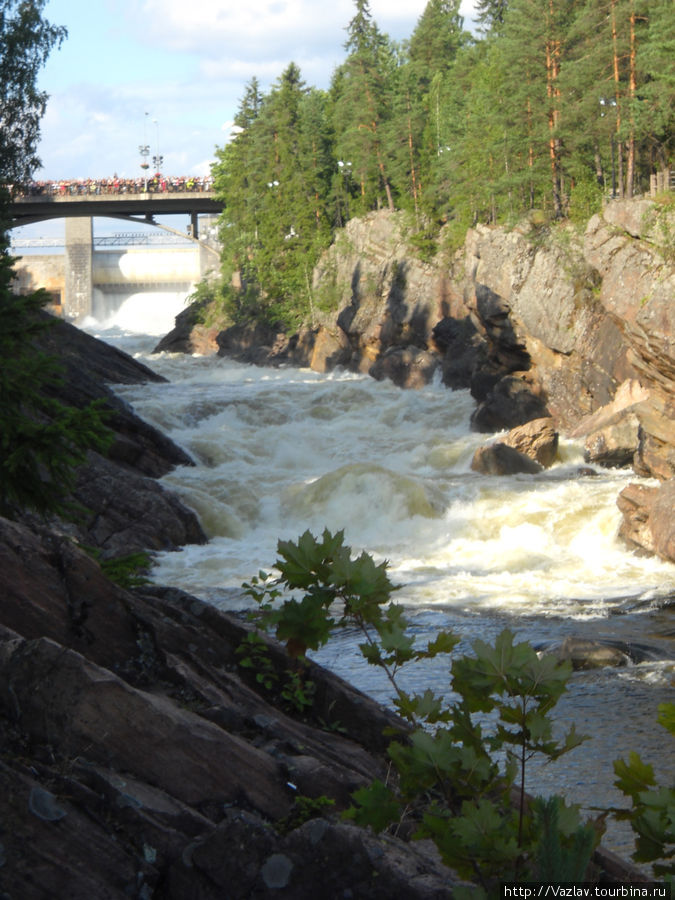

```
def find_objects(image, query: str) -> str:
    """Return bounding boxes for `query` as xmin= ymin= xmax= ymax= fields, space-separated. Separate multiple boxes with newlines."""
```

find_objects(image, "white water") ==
xmin=83 ymin=289 xmax=191 ymax=336
xmin=83 ymin=306 xmax=675 ymax=865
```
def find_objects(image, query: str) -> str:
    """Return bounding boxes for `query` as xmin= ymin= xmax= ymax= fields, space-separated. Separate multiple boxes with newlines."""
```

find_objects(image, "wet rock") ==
xmin=617 ymin=479 xmax=675 ymax=563
xmin=22 ymin=314 xmax=207 ymax=557
xmin=471 ymin=442 xmax=543 ymax=476
xmin=71 ymin=452 xmax=206 ymax=557
xmin=369 ymin=346 xmax=439 ymax=389
xmin=583 ymin=413 xmax=641 ymax=468
xmin=501 ymin=417 xmax=559 ymax=467
xmin=309 ymin=326 xmax=351 ymax=372
xmin=617 ymin=482 xmax=658 ymax=556
xmin=547 ymin=637 xmax=632 ymax=670
xmin=470 ymin=375 xmax=550 ymax=433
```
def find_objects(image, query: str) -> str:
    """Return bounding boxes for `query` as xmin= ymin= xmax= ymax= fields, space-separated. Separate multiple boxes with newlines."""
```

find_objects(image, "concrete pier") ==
xmin=64 ymin=217 xmax=93 ymax=319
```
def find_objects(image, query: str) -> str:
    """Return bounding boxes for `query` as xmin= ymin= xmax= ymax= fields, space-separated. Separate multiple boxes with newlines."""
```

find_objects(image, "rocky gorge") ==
xmin=2 ymin=199 xmax=673 ymax=897
xmin=160 ymin=198 xmax=675 ymax=565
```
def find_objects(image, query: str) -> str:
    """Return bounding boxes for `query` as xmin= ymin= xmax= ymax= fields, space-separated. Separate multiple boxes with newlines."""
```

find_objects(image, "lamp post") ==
xmin=139 ymin=111 xmax=150 ymax=190
xmin=152 ymin=119 xmax=163 ymax=186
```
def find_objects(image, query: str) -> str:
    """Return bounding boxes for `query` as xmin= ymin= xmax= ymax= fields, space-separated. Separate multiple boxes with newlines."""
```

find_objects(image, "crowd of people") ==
xmin=14 ymin=175 xmax=214 ymax=197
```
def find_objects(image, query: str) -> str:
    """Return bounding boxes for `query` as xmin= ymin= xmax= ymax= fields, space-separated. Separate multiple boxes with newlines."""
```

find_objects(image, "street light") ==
xmin=152 ymin=119 xmax=163 ymax=177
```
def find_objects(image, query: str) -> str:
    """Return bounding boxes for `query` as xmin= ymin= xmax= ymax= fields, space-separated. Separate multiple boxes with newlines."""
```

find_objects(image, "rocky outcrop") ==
xmin=0 ymin=514 xmax=471 ymax=899
xmin=0 ymin=513 xmax=649 ymax=898
xmin=617 ymin=479 xmax=675 ymax=560
xmin=153 ymin=297 xmax=221 ymax=355
xmin=28 ymin=315 xmax=206 ymax=556
xmin=451 ymin=200 xmax=675 ymax=561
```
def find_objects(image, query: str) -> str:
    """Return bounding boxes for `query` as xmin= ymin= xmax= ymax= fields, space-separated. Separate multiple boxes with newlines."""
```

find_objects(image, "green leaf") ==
xmin=658 ymin=702 xmax=675 ymax=737
xmin=274 ymin=594 xmax=334 ymax=652
xmin=614 ymin=752 xmax=656 ymax=802
xmin=344 ymin=780 xmax=401 ymax=833
xmin=422 ymin=630 xmax=461 ymax=658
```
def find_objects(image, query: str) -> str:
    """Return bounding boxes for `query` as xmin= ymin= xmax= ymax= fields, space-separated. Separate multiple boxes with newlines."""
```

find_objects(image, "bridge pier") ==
xmin=64 ymin=217 xmax=93 ymax=320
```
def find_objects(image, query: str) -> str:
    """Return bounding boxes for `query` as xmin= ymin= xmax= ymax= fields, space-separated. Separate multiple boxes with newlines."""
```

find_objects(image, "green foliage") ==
xmin=613 ymin=702 xmax=675 ymax=876
xmin=98 ymin=551 xmax=152 ymax=590
xmin=568 ymin=178 xmax=604 ymax=228
xmin=0 ymin=0 xmax=67 ymax=184
xmin=236 ymin=630 xmax=280 ymax=692
xmin=0 ymin=247 xmax=112 ymax=518
xmin=278 ymin=794 xmax=335 ymax=835
xmin=209 ymin=0 xmax=675 ymax=334
xmin=243 ymin=529 xmax=597 ymax=891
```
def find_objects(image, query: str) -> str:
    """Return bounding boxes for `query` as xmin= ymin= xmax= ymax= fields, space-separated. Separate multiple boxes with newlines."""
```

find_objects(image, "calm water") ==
xmin=83 ymin=300 xmax=675 ymax=866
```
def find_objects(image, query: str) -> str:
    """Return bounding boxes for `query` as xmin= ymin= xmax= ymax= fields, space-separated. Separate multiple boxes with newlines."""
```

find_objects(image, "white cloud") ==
xmin=32 ymin=0 xmax=478 ymax=183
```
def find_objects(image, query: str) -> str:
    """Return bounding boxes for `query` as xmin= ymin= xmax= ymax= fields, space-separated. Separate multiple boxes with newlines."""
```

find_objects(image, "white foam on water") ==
xmin=82 ymin=290 xmax=190 ymax=337
xmin=102 ymin=352 xmax=675 ymax=621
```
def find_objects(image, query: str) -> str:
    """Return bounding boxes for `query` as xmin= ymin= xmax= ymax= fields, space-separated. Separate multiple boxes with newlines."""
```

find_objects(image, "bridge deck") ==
xmin=11 ymin=191 xmax=223 ymax=227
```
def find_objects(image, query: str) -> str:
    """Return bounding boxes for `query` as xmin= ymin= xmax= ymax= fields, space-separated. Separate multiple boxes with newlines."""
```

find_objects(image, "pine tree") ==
xmin=397 ymin=0 xmax=469 ymax=220
xmin=475 ymin=0 xmax=510 ymax=32
xmin=332 ymin=0 xmax=397 ymax=214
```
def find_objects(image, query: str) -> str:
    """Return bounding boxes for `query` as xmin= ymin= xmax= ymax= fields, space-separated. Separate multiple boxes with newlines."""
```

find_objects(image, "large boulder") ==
xmin=470 ymin=375 xmax=550 ymax=433
xmin=471 ymin=442 xmax=543 ymax=476
xmin=501 ymin=417 xmax=559 ymax=467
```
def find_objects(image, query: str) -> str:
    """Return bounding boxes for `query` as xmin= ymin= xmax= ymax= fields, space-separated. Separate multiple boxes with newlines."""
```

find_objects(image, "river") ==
xmin=83 ymin=296 xmax=675 ymax=866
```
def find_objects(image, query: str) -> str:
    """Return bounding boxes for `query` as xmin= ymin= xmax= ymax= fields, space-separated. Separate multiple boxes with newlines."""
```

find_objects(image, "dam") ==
xmin=11 ymin=218 xmax=219 ymax=321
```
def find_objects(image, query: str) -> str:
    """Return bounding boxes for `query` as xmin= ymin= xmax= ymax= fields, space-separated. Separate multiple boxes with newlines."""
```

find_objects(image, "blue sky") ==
xmin=35 ymin=0 xmax=477 ymax=182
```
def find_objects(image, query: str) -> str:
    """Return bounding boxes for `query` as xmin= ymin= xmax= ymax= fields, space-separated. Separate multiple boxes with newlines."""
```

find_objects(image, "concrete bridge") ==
xmin=10 ymin=187 xmax=223 ymax=320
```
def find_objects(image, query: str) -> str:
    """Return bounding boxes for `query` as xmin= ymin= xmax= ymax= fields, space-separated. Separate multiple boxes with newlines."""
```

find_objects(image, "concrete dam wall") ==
xmin=12 ymin=246 xmax=202 ymax=319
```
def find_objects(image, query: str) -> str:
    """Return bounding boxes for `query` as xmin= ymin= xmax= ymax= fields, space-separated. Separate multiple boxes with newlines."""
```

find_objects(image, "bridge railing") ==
xmin=12 ymin=176 xmax=215 ymax=199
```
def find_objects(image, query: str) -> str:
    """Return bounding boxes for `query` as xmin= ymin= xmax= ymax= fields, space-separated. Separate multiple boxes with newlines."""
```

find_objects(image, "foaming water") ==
xmin=92 ymin=332 xmax=674 ymax=863
xmin=82 ymin=290 xmax=190 ymax=337
xmin=110 ymin=352 xmax=674 ymax=621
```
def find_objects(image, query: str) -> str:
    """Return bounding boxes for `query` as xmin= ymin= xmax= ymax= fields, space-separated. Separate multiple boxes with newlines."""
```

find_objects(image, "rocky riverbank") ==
xmin=1 ymin=306 xmax=655 ymax=897
xmin=159 ymin=198 xmax=675 ymax=564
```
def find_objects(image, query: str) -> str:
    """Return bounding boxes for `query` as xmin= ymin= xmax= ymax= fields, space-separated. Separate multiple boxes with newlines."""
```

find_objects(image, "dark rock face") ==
xmin=27 ymin=315 xmax=206 ymax=556
xmin=470 ymin=375 xmax=550 ymax=433
xmin=369 ymin=346 xmax=439 ymax=389
xmin=0 ymin=515 xmax=467 ymax=899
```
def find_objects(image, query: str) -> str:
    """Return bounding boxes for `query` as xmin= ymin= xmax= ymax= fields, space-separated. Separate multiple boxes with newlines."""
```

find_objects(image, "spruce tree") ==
xmin=332 ymin=0 xmax=397 ymax=214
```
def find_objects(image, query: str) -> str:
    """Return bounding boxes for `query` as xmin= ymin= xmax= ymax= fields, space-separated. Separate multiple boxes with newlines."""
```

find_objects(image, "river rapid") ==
xmin=83 ymin=297 xmax=675 ymax=864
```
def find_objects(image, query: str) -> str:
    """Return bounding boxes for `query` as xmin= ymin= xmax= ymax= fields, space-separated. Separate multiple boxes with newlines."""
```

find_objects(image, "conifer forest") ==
xmin=211 ymin=0 xmax=674 ymax=329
